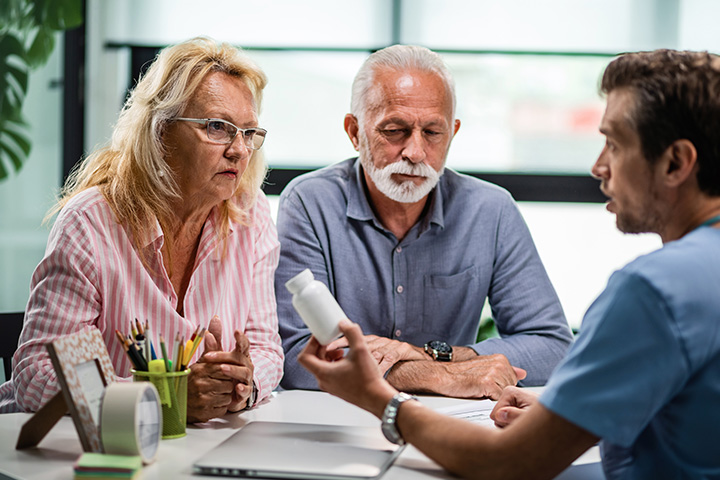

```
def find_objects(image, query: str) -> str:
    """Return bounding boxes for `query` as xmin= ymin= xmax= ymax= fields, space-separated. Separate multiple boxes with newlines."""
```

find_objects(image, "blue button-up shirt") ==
xmin=276 ymin=158 xmax=572 ymax=389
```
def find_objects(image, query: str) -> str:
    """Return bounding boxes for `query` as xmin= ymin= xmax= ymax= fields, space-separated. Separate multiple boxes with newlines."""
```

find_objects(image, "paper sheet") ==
xmin=435 ymin=400 xmax=497 ymax=427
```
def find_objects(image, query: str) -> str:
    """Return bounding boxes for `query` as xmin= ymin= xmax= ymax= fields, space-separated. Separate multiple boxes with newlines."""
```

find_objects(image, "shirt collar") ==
xmin=346 ymin=157 xmax=446 ymax=232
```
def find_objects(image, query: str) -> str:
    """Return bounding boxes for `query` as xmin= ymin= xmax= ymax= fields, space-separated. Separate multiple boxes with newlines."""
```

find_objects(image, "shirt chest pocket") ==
xmin=422 ymin=265 xmax=482 ymax=336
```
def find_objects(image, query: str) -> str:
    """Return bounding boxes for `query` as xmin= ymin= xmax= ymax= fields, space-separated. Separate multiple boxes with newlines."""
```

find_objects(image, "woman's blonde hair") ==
xmin=52 ymin=36 xmax=267 ymax=260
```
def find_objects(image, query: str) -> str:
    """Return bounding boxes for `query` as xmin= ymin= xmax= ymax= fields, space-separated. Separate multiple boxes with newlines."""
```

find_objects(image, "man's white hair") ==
xmin=350 ymin=44 xmax=457 ymax=125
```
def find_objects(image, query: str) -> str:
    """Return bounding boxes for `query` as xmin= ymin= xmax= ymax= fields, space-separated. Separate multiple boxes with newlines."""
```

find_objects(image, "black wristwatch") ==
xmin=424 ymin=340 xmax=453 ymax=362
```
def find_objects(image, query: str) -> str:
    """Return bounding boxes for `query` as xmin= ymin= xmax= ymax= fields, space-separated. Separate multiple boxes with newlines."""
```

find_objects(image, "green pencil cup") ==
xmin=132 ymin=369 xmax=189 ymax=439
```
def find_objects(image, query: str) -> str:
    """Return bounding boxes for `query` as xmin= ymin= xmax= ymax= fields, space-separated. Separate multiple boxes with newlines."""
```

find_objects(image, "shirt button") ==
xmin=395 ymin=246 xmax=402 ymax=253
xmin=395 ymin=329 xmax=402 ymax=337
xmin=396 ymin=285 xmax=404 ymax=293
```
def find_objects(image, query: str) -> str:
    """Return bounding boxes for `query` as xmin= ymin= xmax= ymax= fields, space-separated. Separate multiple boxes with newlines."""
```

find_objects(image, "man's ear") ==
xmin=344 ymin=114 xmax=360 ymax=151
xmin=663 ymin=139 xmax=698 ymax=187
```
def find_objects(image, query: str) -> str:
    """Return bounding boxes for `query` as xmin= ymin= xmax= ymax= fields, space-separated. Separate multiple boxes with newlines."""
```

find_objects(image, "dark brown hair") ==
xmin=601 ymin=49 xmax=720 ymax=196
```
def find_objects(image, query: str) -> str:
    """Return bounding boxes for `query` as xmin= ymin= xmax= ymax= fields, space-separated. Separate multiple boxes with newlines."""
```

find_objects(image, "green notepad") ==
xmin=74 ymin=452 xmax=142 ymax=475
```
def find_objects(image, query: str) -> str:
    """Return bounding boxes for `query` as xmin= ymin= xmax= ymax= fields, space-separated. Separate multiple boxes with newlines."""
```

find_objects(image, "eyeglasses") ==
xmin=175 ymin=117 xmax=267 ymax=150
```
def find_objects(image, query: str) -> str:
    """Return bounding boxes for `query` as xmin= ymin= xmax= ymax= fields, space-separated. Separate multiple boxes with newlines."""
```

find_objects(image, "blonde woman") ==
xmin=0 ymin=37 xmax=283 ymax=423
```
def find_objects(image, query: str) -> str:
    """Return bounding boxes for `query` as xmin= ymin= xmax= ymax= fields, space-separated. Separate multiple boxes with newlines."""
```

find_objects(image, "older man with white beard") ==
xmin=275 ymin=45 xmax=572 ymax=396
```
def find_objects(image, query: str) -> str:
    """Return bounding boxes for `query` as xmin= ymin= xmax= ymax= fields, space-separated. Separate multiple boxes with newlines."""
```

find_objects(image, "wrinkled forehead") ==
xmin=365 ymin=68 xmax=454 ymax=120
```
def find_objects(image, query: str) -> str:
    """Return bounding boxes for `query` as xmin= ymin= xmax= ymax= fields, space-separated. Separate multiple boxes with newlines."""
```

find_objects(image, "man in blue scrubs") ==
xmin=299 ymin=49 xmax=720 ymax=478
xmin=276 ymin=45 xmax=572 ymax=396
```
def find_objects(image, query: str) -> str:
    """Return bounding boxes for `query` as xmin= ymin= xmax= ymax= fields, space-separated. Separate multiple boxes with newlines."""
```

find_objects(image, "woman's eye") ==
xmin=208 ymin=120 xmax=227 ymax=133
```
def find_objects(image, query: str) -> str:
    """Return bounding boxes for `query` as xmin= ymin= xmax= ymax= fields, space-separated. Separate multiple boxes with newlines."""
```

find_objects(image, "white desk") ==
xmin=0 ymin=390 xmax=602 ymax=479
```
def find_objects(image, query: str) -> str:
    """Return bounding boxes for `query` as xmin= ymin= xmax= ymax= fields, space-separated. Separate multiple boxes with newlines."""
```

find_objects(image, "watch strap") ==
xmin=381 ymin=392 xmax=417 ymax=445
xmin=243 ymin=380 xmax=258 ymax=411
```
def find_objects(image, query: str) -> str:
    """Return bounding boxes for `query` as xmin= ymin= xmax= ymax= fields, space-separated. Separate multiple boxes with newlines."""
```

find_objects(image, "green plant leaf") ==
xmin=0 ymin=127 xmax=31 ymax=171
xmin=0 ymin=34 xmax=30 ymax=120
xmin=28 ymin=0 xmax=49 ymax=28
xmin=0 ymin=0 xmax=84 ymax=182
xmin=3 ymin=123 xmax=31 ymax=155
xmin=48 ymin=0 xmax=84 ymax=30
xmin=3 ymin=62 xmax=29 ymax=111
xmin=0 ymin=32 xmax=31 ymax=180
xmin=27 ymin=27 xmax=55 ymax=67
xmin=0 ymin=0 xmax=27 ymax=30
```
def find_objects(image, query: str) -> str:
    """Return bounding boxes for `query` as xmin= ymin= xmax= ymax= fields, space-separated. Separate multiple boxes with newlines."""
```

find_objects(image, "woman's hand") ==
xmin=186 ymin=316 xmax=254 ymax=423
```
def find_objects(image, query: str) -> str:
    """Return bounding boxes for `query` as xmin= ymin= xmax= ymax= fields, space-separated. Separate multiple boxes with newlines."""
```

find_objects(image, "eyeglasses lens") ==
xmin=205 ymin=120 xmax=265 ymax=150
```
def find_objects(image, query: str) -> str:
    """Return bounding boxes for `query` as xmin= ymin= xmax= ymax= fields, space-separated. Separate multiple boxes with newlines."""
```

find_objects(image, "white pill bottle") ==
xmin=285 ymin=269 xmax=345 ymax=345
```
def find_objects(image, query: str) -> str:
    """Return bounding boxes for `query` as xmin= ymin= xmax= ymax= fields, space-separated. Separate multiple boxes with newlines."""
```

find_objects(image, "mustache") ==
xmin=381 ymin=160 xmax=439 ymax=178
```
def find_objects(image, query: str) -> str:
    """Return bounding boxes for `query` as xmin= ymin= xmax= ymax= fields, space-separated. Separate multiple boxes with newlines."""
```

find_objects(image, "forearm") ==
xmin=385 ymin=360 xmax=448 ymax=394
xmin=396 ymin=400 xmax=503 ymax=479
xmin=453 ymin=346 xmax=479 ymax=361
xmin=385 ymin=345 xmax=476 ymax=389
xmin=395 ymin=400 xmax=595 ymax=480
xmin=471 ymin=334 xmax=570 ymax=385
xmin=14 ymin=350 xmax=61 ymax=412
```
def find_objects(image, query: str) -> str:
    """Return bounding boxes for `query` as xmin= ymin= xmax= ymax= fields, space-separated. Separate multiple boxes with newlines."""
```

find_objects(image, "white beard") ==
xmin=358 ymin=136 xmax=443 ymax=204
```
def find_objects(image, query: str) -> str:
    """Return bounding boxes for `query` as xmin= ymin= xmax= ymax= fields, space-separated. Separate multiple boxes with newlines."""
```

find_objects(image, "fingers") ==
xmin=203 ymin=332 xmax=219 ymax=354
xmin=203 ymin=316 xmax=222 ymax=354
xmin=207 ymin=315 xmax=223 ymax=346
xmin=187 ymin=364 xmax=236 ymax=423
xmin=491 ymin=406 xmax=526 ymax=428
xmin=227 ymin=382 xmax=252 ymax=413
xmin=233 ymin=330 xmax=250 ymax=356
xmin=299 ymin=321 xmax=368 ymax=375
xmin=513 ymin=366 xmax=527 ymax=381
xmin=489 ymin=385 xmax=538 ymax=426
xmin=326 ymin=336 xmax=349 ymax=351
xmin=298 ymin=335 xmax=324 ymax=373
xmin=220 ymin=364 xmax=253 ymax=384
xmin=325 ymin=348 xmax=345 ymax=362
xmin=337 ymin=320 xmax=367 ymax=350
xmin=200 ymin=328 xmax=252 ymax=370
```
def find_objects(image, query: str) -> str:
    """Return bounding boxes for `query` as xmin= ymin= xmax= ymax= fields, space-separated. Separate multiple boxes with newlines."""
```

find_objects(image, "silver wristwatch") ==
xmin=381 ymin=392 xmax=417 ymax=445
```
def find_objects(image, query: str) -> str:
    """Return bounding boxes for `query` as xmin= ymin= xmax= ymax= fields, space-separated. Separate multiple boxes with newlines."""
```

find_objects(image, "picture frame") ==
xmin=45 ymin=328 xmax=118 ymax=452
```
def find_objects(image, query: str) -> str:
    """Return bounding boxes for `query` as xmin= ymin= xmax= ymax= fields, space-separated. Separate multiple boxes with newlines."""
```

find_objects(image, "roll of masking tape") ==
xmin=100 ymin=382 xmax=162 ymax=464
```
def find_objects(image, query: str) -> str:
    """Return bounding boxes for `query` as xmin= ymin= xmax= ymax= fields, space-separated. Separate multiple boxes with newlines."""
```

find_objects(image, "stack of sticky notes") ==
xmin=74 ymin=453 xmax=143 ymax=479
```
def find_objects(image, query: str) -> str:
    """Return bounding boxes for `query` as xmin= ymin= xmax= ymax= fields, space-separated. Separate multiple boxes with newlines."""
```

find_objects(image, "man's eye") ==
xmin=382 ymin=129 xmax=406 ymax=138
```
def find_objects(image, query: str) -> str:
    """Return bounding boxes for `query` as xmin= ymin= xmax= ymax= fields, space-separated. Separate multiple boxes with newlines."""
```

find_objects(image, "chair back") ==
xmin=0 ymin=312 xmax=24 ymax=382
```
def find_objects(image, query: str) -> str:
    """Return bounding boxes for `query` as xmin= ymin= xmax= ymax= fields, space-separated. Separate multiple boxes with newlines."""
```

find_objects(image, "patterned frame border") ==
xmin=46 ymin=328 xmax=117 ymax=452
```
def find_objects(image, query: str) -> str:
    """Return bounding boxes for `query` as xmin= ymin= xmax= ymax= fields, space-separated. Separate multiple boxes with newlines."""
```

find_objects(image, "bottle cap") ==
xmin=285 ymin=268 xmax=314 ymax=294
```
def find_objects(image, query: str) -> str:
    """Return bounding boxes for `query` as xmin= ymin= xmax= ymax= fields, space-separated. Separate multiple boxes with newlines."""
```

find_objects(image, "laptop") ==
xmin=192 ymin=421 xmax=404 ymax=479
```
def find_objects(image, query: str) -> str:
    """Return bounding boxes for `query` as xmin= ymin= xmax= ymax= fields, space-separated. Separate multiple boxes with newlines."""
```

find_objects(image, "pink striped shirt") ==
xmin=0 ymin=186 xmax=283 ymax=412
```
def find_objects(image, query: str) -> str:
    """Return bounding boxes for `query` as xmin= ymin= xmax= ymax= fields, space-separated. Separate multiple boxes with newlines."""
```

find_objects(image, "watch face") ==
xmin=428 ymin=340 xmax=452 ymax=353
xmin=136 ymin=388 xmax=162 ymax=460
